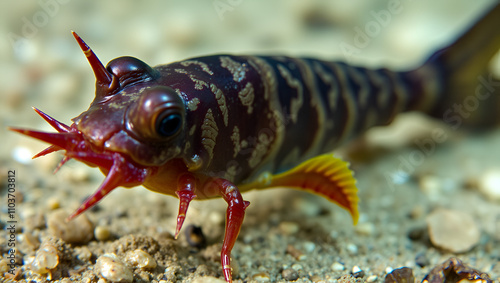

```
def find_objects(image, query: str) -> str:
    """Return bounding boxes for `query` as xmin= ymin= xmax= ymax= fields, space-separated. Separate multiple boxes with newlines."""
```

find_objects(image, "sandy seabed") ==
xmin=1 ymin=1 xmax=500 ymax=282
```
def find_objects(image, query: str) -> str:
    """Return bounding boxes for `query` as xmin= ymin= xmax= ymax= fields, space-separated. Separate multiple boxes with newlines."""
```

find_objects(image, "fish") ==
xmin=9 ymin=4 xmax=500 ymax=282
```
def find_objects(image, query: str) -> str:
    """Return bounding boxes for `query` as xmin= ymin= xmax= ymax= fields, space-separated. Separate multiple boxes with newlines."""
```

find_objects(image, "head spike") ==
xmin=66 ymin=153 xmax=151 ymax=221
xmin=71 ymin=31 xmax=114 ymax=88
xmin=8 ymin=128 xmax=80 ymax=150
xmin=32 ymin=107 xmax=71 ymax=133
xmin=33 ymin=145 xmax=62 ymax=159
xmin=53 ymin=156 xmax=71 ymax=174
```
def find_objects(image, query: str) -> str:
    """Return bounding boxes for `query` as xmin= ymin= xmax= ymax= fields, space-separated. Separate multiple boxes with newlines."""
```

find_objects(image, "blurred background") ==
xmin=1 ymin=0 xmax=497 ymax=180
xmin=1 ymin=0 xmax=496 ymax=134
xmin=1 ymin=1 xmax=499 ymax=281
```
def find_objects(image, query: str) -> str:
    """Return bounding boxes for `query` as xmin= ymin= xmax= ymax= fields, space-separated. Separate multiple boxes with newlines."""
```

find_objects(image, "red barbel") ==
xmin=9 ymin=5 xmax=500 ymax=282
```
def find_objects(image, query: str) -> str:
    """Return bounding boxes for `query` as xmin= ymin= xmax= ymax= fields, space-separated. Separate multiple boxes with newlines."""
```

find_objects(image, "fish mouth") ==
xmin=9 ymin=107 xmax=156 ymax=220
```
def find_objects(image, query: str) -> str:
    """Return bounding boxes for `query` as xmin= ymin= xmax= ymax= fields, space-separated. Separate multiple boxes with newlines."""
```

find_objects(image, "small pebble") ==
xmin=0 ymin=258 xmax=9 ymax=273
xmin=309 ymin=275 xmax=324 ymax=282
xmin=23 ymin=231 xmax=40 ymax=250
xmin=426 ymin=208 xmax=480 ymax=253
xmin=185 ymin=224 xmax=207 ymax=249
xmin=366 ymin=275 xmax=378 ymax=282
xmin=415 ymin=253 xmax=429 ymax=268
xmin=419 ymin=175 xmax=444 ymax=200
xmin=12 ymin=146 xmax=33 ymax=164
xmin=355 ymin=222 xmax=375 ymax=236
xmin=282 ymin=268 xmax=299 ymax=281
xmin=163 ymin=265 xmax=180 ymax=281
xmin=409 ymin=205 xmax=425 ymax=219
xmin=279 ymin=221 xmax=299 ymax=235
xmin=95 ymin=253 xmax=133 ymax=283
xmin=303 ymin=241 xmax=316 ymax=253
xmin=30 ymin=242 xmax=60 ymax=274
xmin=192 ymin=276 xmax=226 ymax=283
xmin=286 ymin=245 xmax=305 ymax=260
xmin=478 ymin=169 xmax=500 ymax=201
xmin=384 ymin=267 xmax=415 ymax=283
xmin=331 ymin=261 xmax=345 ymax=271
xmin=252 ymin=272 xmax=271 ymax=281
xmin=208 ymin=211 xmax=224 ymax=225
xmin=407 ymin=227 xmax=425 ymax=241
xmin=351 ymin=265 xmax=365 ymax=278
xmin=422 ymin=257 xmax=491 ymax=283
xmin=75 ymin=247 xmax=92 ymax=262
xmin=46 ymin=197 xmax=60 ymax=210
xmin=125 ymin=249 xmax=157 ymax=269
xmin=346 ymin=243 xmax=358 ymax=255
xmin=47 ymin=209 xmax=94 ymax=244
xmin=94 ymin=226 xmax=111 ymax=241
xmin=291 ymin=263 xmax=303 ymax=271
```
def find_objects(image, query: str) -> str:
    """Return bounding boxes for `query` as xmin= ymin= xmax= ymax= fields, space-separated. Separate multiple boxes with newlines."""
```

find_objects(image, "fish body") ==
xmin=9 ymin=5 xmax=500 ymax=282
xmin=151 ymin=56 xmax=431 ymax=185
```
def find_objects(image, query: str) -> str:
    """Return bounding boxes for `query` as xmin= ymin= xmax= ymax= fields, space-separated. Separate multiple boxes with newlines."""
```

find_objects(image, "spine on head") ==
xmin=71 ymin=31 xmax=119 ymax=97
xmin=416 ymin=4 xmax=500 ymax=128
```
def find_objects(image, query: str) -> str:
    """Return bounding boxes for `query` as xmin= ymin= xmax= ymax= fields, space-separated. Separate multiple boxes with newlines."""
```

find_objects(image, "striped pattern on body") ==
xmin=156 ymin=55 xmax=439 ymax=184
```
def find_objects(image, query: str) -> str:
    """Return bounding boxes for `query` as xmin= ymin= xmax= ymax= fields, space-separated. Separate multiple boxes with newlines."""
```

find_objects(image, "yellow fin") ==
xmin=241 ymin=154 xmax=359 ymax=225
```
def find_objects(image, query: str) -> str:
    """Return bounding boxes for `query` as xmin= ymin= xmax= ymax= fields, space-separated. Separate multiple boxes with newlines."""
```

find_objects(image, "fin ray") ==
xmin=241 ymin=154 xmax=359 ymax=224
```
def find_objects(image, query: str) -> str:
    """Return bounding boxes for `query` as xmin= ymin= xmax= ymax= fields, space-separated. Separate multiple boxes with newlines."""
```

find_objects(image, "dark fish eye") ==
xmin=126 ymin=86 xmax=184 ymax=141
xmin=156 ymin=112 xmax=182 ymax=137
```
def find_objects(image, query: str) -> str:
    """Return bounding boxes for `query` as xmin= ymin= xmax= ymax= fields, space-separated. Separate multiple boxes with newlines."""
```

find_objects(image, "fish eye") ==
xmin=126 ymin=86 xmax=185 ymax=141
xmin=156 ymin=112 xmax=182 ymax=137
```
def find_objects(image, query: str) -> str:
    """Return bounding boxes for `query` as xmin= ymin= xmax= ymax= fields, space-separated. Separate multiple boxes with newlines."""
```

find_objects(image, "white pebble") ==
xmin=125 ymin=249 xmax=157 ymax=269
xmin=192 ymin=277 xmax=226 ymax=283
xmin=355 ymin=222 xmax=375 ymax=236
xmin=209 ymin=211 xmax=224 ymax=225
xmin=352 ymin=265 xmax=362 ymax=273
xmin=419 ymin=175 xmax=443 ymax=200
xmin=30 ymin=242 xmax=59 ymax=274
xmin=366 ymin=275 xmax=378 ymax=282
xmin=303 ymin=241 xmax=316 ymax=253
xmin=346 ymin=243 xmax=358 ymax=254
xmin=331 ymin=261 xmax=345 ymax=271
xmin=47 ymin=209 xmax=94 ymax=244
xmin=12 ymin=38 xmax=38 ymax=62
xmin=478 ymin=169 xmax=500 ymax=201
xmin=252 ymin=272 xmax=271 ymax=281
xmin=12 ymin=146 xmax=33 ymax=164
xmin=385 ymin=267 xmax=394 ymax=274
xmin=279 ymin=221 xmax=299 ymax=235
xmin=95 ymin=253 xmax=133 ymax=283
xmin=426 ymin=208 xmax=480 ymax=253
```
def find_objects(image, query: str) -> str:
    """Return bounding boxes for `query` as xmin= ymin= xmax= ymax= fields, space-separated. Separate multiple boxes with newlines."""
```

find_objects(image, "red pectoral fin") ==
xmin=242 ymin=154 xmax=359 ymax=224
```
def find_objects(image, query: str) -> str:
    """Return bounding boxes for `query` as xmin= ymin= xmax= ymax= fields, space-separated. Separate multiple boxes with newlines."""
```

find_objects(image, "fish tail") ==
xmin=411 ymin=4 xmax=500 ymax=127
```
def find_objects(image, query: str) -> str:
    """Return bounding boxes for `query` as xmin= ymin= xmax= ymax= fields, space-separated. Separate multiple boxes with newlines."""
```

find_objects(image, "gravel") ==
xmin=2 ymin=1 xmax=499 ymax=282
